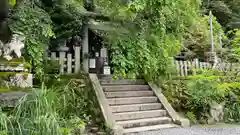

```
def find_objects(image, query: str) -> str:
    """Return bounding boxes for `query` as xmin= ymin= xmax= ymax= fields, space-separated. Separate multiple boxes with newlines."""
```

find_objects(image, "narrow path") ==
xmin=128 ymin=127 xmax=240 ymax=135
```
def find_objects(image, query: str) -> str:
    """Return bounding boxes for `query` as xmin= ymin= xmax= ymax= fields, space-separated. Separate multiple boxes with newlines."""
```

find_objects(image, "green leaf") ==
xmin=8 ymin=0 xmax=16 ymax=6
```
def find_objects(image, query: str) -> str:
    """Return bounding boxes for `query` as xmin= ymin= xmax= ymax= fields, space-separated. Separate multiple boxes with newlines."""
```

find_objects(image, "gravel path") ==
xmin=128 ymin=127 xmax=240 ymax=135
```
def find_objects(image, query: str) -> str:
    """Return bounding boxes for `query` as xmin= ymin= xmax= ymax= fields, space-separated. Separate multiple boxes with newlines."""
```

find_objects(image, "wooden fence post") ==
xmin=67 ymin=53 xmax=72 ymax=74
xmin=59 ymin=51 xmax=65 ymax=74
xmin=172 ymin=59 xmax=240 ymax=76
xmin=59 ymin=46 xmax=69 ymax=74
xmin=175 ymin=60 xmax=180 ymax=76
xmin=75 ymin=46 xmax=81 ymax=73
xmin=183 ymin=61 xmax=188 ymax=76
xmin=179 ymin=61 xmax=184 ymax=76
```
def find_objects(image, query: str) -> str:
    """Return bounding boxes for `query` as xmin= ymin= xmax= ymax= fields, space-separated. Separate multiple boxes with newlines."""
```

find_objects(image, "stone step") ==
xmin=108 ymin=97 xmax=158 ymax=105
xmin=116 ymin=117 xmax=172 ymax=129
xmin=114 ymin=110 xmax=167 ymax=121
xmin=100 ymin=79 xmax=146 ymax=85
xmin=102 ymin=85 xmax=151 ymax=92
xmin=105 ymin=91 xmax=154 ymax=98
xmin=96 ymin=132 xmax=106 ymax=135
xmin=111 ymin=103 xmax=162 ymax=113
xmin=98 ymin=75 xmax=143 ymax=80
xmin=98 ymin=74 xmax=113 ymax=79
xmin=123 ymin=124 xmax=177 ymax=134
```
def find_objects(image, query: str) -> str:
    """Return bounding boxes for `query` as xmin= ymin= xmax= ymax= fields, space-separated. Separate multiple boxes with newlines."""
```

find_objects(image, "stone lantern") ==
xmin=100 ymin=47 xmax=111 ymax=75
xmin=205 ymin=52 xmax=217 ymax=64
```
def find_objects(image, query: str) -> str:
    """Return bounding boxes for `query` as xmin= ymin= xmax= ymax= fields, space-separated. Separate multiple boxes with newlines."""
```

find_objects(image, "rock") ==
xmin=90 ymin=127 xmax=99 ymax=132
xmin=207 ymin=117 xmax=215 ymax=125
xmin=199 ymin=119 xmax=207 ymax=124
xmin=180 ymin=118 xmax=191 ymax=127
xmin=0 ymin=91 xmax=28 ymax=107
xmin=210 ymin=101 xmax=225 ymax=122
xmin=112 ymin=125 xmax=123 ymax=135
xmin=10 ymin=73 xmax=33 ymax=88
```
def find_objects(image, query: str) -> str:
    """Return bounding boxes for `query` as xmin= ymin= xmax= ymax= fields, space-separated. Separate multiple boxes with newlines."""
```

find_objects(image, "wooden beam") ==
xmin=88 ymin=20 xmax=129 ymax=33
xmin=80 ymin=10 xmax=111 ymax=21
xmin=82 ymin=24 xmax=89 ymax=73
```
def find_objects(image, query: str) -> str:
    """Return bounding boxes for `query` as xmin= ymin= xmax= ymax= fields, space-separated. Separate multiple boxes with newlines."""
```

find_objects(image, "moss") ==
xmin=0 ymin=87 xmax=32 ymax=93
xmin=0 ymin=57 xmax=31 ymax=69
xmin=0 ymin=72 xmax=30 ymax=89
xmin=0 ymin=72 xmax=29 ymax=78
xmin=0 ymin=57 xmax=24 ymax=63
xmin=23 ymin=62 xmax=32 ymax=69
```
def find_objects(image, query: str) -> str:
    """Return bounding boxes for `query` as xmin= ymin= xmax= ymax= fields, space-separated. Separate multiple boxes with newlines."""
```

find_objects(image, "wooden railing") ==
xmin=174 ymin=59 xmax=240 ymax=76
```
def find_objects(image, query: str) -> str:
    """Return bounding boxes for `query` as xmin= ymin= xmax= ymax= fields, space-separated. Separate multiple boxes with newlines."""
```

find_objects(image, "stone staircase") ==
xmin=98 ymin=75 xmax=178 ymax=134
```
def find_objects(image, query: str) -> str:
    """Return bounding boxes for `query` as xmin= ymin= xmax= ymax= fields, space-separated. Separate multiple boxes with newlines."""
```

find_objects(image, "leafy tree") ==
xmin=96 ymin=0 xmax=202 ymax=80
xmin=3 ymin=0 xmax=86 ymax=76
xmin=202 ymin=0 xmax=240 ymax=29
xmin=183 ymin=15 xmax=225 ymax=61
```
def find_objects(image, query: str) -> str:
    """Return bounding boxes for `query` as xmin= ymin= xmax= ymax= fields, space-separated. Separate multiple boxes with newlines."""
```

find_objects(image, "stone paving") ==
xmin=129 ymin=127 xmax=240 ymax=135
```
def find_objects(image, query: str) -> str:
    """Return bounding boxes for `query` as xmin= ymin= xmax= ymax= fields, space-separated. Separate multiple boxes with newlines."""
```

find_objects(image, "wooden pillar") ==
xmin=67 ymin=53 xmax=72 ymax=74
xmin=59 ymin=44 xmax=69 ymax=74
xmin=82 ymin=25 xmax=89 ymax=73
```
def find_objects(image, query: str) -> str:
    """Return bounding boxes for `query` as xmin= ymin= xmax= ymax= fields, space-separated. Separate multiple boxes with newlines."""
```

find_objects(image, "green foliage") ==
xmin=97 ymin=0 xmax=202 ymax=80
xmin=184 ymin=15 xmax=225 ymax=60
xmin=186 ymin=111 xmax=197 ymax=123
xmin=203 ymin=0 xmax=240 ymax=28
xmin=161 ymin=69 xmax=240 ymax=122
xmin=5 ymin=0 xmax=85 ymax=77
xmin=161 ymin=79 xmax=188 ymax=111
xmin=8 ymin=0 xmax=16 ymax=6
xmin=185 ymin=77 xmax=224 ymax=118
xmin=232 ymin=29 xmax=240 ymax=56
xmin=42 ymin=0 xmax=84 ymax=49
xmin=0 ymin=130 xmax=8 ymax=135
xmin=224 ymin=101 xmax=240 ymax=123
xmin=0 ymin=73 xmax=104 ymax=134
xmin=9 ymin=0 xmax=55 ymax=76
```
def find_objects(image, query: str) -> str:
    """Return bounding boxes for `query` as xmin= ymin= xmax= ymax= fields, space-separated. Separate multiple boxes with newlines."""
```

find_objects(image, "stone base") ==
xmin=10 ymin=73 xmax=33 ymax=88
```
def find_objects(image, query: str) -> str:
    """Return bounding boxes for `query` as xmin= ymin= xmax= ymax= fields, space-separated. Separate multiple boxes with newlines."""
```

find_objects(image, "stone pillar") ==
xmin=82 ymin=25 xmax=89 ymax=73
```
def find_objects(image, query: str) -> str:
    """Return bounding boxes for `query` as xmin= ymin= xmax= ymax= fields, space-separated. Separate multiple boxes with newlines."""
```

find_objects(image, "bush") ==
xmin=161 ymin=69 xmax=240 ymax=123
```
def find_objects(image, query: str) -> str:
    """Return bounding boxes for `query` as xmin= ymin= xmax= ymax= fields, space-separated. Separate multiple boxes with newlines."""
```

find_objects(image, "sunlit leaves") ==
xmin=233 ymin=29 xmax=240 ymax=56
xmin=8 ymin=0 xmax=16 ymax=6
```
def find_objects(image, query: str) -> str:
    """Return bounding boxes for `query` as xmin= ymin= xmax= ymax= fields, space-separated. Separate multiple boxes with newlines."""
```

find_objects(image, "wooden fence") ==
xmin=48 ymin=46 xmax=81 ymax=74
xmin=48 ymin=49 xmax=240 ymax=76
xmin=174 ymin=59 xmax=240 ymax=76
